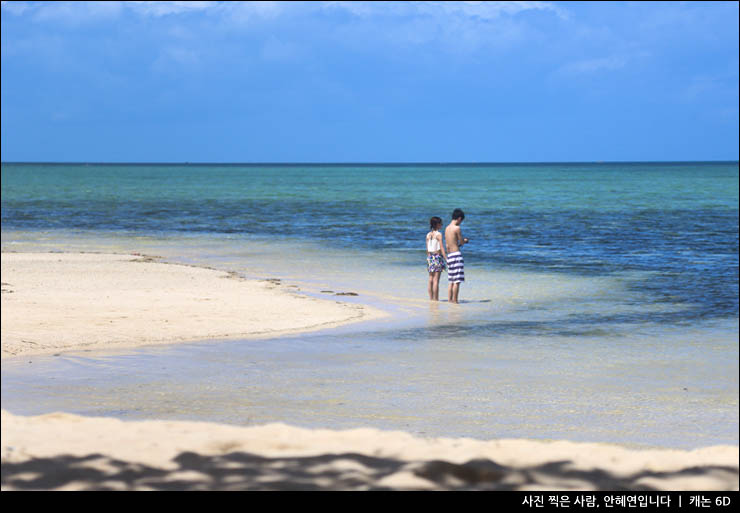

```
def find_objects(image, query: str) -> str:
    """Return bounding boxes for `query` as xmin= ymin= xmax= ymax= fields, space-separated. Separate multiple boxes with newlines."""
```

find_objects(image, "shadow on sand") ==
xmin=2 ymin=451 xmax=737 ymax=490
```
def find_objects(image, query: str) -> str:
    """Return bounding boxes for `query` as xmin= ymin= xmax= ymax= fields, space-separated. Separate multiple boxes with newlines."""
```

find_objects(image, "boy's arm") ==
xmin=458 ymin=227 xmax=468 ymax=246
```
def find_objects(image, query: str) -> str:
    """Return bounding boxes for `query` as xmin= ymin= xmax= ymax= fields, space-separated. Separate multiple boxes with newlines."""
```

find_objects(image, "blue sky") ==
xmin=1 ymin=1 xmax=738 ymax=162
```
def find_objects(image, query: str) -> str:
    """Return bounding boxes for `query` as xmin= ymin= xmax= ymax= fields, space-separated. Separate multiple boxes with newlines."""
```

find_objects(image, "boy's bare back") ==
xmin=445 ymin=222 xmax=465 ymax=253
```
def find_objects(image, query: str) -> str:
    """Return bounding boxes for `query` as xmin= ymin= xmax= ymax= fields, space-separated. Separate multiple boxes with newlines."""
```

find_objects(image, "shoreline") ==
xmin=2 ymin=249 xmax=737 ymax=490
xmin=2 ymin=409 xmax=737 ymax=491
xmin=1 ymin=251 xmax=388 ymax=360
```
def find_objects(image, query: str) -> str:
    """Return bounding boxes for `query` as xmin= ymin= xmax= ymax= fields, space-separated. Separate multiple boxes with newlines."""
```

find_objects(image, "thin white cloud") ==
xmin=1 ymin=1 xmax=123 ymax=24
xmin=415 ymin=1 xmax=568 ymax=21
xmin=319 ymin=1 xmax=567 ymax=22
xmin=316 ymin=1 xmax=568 ymax=54
xmin=2 ymin=1 xmax=566 ymax=22
xmin=2 ymin=1 xmax=570 ymax=61
xmin=0 ymin=1 xmax=219 ymax=20
xmin=127 ymin=1 xmax=218 ymax=17
xmin=1 ymin=1 xmax=33 ymax=15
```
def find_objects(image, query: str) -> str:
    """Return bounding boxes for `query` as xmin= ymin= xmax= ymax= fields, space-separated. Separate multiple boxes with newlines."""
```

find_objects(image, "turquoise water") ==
xmin=1 ymin=162 xmax=738 ymax=448
xmin=3 ymin=162 xmax=738 ymax=322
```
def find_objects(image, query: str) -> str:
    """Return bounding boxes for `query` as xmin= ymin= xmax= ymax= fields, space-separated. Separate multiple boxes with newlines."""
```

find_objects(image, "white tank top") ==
xmin=427 ymin=232 xmax=441 ymax=252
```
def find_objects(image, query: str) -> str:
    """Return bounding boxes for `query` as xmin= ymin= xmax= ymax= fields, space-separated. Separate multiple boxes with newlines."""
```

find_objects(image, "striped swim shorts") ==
xmin=447 ymin=251 xmax=464 ymax=283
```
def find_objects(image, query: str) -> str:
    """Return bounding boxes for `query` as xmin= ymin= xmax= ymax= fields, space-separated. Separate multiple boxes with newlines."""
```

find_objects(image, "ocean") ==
xmin=1 ymin=161 xmax=738 ymax=449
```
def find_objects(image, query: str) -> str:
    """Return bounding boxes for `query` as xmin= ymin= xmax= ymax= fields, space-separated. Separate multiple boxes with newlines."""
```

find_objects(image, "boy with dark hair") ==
xmin=445 ymin=208 xmax=469 ymax=304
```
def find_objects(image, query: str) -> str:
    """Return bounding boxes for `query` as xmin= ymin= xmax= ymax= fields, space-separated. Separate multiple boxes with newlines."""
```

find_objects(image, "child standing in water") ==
xmin=426 ymin=216 xmax=447 ymax=301
xmin=445 ymin=208 xmax=469 ymax=304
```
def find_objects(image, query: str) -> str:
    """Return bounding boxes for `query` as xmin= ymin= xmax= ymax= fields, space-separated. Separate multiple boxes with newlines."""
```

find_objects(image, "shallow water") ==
xmin=1 ymin=162 xmax=738 ymax=449
xmin=1 ymin=230 xmax=737 ymax=450
xmin=2 ymin=304 xmax=737 ymax=450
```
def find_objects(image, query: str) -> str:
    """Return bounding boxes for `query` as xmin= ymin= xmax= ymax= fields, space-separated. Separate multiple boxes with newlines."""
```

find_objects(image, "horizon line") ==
xmin=2 ymin=159 xmax=738 ymax=166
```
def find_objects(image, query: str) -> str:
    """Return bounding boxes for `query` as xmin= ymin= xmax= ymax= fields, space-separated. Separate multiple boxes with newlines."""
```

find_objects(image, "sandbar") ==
xmin=1 ymin=252 xmax=385 ymax=359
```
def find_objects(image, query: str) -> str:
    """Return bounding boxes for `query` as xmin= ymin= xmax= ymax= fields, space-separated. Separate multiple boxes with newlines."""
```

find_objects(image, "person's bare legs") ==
xmin=432 ymin=272 xmax=440 ymax=301
xmin=429 ymin=272 xmax=442 ymax=300
xmin=448 ymin=282 xmax=460 ymax=303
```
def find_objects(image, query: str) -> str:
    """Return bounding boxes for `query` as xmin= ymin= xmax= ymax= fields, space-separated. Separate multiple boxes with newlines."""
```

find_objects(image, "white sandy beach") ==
xmin=1 ymin=251 xmax=737 ymax=491
xmin=2 ymin=410 xmax=737 ymax=491
xmin=1 ymin=252 xmax=385 ymax=359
